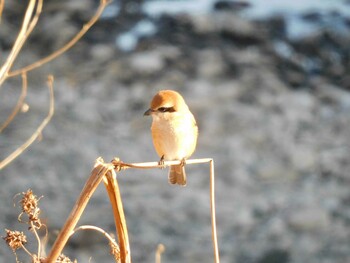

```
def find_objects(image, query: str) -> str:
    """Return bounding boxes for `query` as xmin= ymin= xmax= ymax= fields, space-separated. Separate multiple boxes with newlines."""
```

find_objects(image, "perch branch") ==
xmin=112 ymin=158 xmax=214 ymax=170
xmin=0 ymin=75 xmax=54 ymax=170
xmin=46 ymin=157 xmax=219 ymax=263
xmin=112 ymin=158 xmax=220 ymax=263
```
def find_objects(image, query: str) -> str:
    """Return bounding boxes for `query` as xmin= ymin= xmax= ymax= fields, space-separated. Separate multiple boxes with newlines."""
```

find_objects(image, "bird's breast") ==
xmin=151 ymin=114 xmax=197 ymax=160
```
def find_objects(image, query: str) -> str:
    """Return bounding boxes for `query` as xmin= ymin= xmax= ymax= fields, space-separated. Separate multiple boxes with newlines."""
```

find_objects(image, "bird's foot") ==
xmin=180 ymin=158 xmax=186 ymax=167
xmin=158 ymin=155 xmax=166 ymax=169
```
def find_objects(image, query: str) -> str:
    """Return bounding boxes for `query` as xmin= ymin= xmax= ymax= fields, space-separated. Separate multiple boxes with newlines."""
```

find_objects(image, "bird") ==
xmin=144 ymin=90 xmax=198 ymax=186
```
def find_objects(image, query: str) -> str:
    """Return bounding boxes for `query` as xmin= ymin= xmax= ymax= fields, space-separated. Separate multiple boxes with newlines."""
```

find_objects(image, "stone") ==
xmin=128 ymin=50 xmax=164 ymax=74
xmin=287 ymin=207 xmax=330 ymax=232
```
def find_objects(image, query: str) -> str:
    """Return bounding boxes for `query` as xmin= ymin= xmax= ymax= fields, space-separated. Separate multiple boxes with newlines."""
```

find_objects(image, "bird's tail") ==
xmin=168 ymin=165 xmax=187 ymax=186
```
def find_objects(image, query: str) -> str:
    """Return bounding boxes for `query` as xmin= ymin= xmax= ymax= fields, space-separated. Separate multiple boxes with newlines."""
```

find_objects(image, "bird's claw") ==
xmin=158 ymin=155 xmax=166 ymax=169
xmin=180 ymin=158 xmax=186 ymax=167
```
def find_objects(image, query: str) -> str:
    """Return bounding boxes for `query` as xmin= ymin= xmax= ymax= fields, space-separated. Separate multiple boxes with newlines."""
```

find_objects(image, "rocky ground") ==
xmin=1 ymin=1 xmax=350 ymax=263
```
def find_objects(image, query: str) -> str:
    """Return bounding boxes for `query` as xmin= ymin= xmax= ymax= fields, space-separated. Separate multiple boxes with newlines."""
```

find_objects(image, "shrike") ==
xmin=144 ymin=90 xmax=198 ymax=186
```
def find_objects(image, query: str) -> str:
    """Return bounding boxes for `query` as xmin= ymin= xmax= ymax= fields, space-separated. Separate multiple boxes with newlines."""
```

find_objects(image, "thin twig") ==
xmin=112 ymin=158 xmax=214 ymax=170
xmin=31 ymin=222 xmax=42 ymax=258
xmin=24 ymin=0 xmax=43 ymax=39
xmin=209 ymin=159 xmax=220 ymax=263
xmin=0 ymin=0 xmax=4 ymax=23
xmin=38 ymin=224 xmax=49 ymax=259
xmin=155 ymin=244 xmax=165 ymax=263
xmin=72 ymin=225 xmax=119 ymax=254
xmin=0 ymin=75 xmax=54 ymax=170
xmin=0 ymin=72 xmax=28 ymax=132
xmin=21 ymin=243 xmax=34 ymax=258
xmin=8 ymin=0 xmax=111 ymax=77
xmin=0 ymin=0 xmax=40 ymax=86
xmin=72 ymin=225 xmax=118 ymax=244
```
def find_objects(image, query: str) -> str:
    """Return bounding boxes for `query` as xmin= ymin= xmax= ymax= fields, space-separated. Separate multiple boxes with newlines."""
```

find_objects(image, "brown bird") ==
xmin=144 ymin=90 xmax=198 ymax=186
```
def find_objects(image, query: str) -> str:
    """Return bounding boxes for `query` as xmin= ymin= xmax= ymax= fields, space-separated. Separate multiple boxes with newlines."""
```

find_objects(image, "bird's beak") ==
xmin=144 ymin=108 xmax=153 ymax=116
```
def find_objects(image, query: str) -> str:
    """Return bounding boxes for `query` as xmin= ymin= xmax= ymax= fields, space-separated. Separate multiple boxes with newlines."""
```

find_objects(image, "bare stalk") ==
xmin=8 ymin=0 xmax=111 ymax=78
xmin=0 ymin=75 xmax=54 ymax=170
xmin=30 ymin=222 xmax=42 ymax=259
xmin=155 ymin=244 xmax=165 ymax=263
xmin=0 ymin=0 xmax=4 ymax=23
xmin=72 ymin=225 xmax=119 ymax=248
xmin=0 ymin=0 xmax=43 ymax=86
xmin=209 ymin=159 xmax=220 ymax=263
xmin=24 ymin=0 xmax=44 ymax=39
xmin=0 ymin=72 xmax=28 ymax=132
xmin=103 ymin=171 xmax=131 ymax=263
xmin=45 ymin=158 xmax=114 ymax=263
xmin=113 ymin=158 xmax=220 ymax=263
xmin=46 ymin=157 xmax=220 ymax=263
xmin=73 ymin=225 xmax=120 ymax=262
xmin=112 ymin=158 xmax=214 ymax=170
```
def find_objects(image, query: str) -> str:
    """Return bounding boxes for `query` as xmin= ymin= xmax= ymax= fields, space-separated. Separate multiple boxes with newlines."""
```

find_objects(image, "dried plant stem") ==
xmin=45 ymin=159 xmax=114 ymax=263
xmin=0 ymin=0 xmax=43 ymax=86
xmin=113 ymin=158 xmax=214 ymax=170
xmin=103 ymin=168 xmax=131 ymax=263
xmin=31 ymin=222 xmax=42 ymax=258
xmin=8 ymin=0 xmax=111 ymax=78
xmin=46 ymin=157 xmax=219 ymax=263
xmin=0 ymin=0 xmax=4 ymax=23
xmin=73 ymin=225 xmax=118 ymax=245
xmin=0 ymin=75 xmax=54 ymax=170
xmin=209 ymin=159 xmax=220 ymax=263
xmin=72 ymin=225 xmax=119 ymax=258
xmin=113 ymin=158 xmax=220 ymax=263
xmin=155 ymin=244 xmax=165 ymax=263
xmin=0 ymin=72 xmax=28 ymax=132
xmin=24 ymin=0 xmax=43 ymax=39
xmin=22 ymin=245 xmax=33 ymax=258
xmin=13 ymin=250 xmax=20 ymax=263
xmin=1 ymin=0 xmax=108 ymax=170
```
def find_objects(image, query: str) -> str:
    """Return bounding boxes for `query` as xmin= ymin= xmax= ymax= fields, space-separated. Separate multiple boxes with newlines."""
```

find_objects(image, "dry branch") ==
xmin=45 ymin=157 xmax=220 ymax=263
xmin=45 ymin=158 xmax=114 ymax=263
xmin=0 ymin=75 xmax=54 ymax=170
xmin=103 ymin=167 xmax=131 ymax=263
xmin=0 ymin=0 xmax=4 ymax=23
xmin=72 ymin=225 xmax=120 ymax=262
xmin=112 ymin=158 xmax=214 ymax=170
xmin=1 ymin=0 xmax=109 ymax=171
xmin=8 ymin=0 xmax=111 ymax=78
xmin=113 ymin=158 xmax=220 ymax=263
xmin=155 ymin=244 xmax=165 ymax=263
xmin=0 ymin=0 xmax=43 ymax=86
xmin=0 ymin=72 xmax=28 ymax=132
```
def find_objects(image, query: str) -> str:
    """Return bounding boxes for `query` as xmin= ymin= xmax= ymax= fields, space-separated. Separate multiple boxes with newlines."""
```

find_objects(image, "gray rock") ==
xmin=128 ymin=50 xmax=165 ymax=74
xmin=287 ymin=207 xmax=330 ymax=232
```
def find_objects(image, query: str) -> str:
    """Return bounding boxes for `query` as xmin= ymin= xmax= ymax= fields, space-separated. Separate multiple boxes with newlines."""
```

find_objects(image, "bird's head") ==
xmin=144 ymin=90 xmax=189 ymax=117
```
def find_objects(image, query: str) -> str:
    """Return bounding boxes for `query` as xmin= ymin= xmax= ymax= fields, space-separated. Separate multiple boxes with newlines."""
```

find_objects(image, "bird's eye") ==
xmin=158 ymin=107 xmax=169 ymax=112
xmin=157 ymin=107 xmax=175 ymax=113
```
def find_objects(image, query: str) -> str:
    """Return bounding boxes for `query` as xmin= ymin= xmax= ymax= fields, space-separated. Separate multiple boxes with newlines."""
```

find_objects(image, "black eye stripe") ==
xmin=158 ymin=107 xmax=175 ymax=112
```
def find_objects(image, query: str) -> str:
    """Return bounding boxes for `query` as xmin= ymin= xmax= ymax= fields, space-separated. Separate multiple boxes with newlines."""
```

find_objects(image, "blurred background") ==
xmin=1 ymin=0 xmax=350 ymax=262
